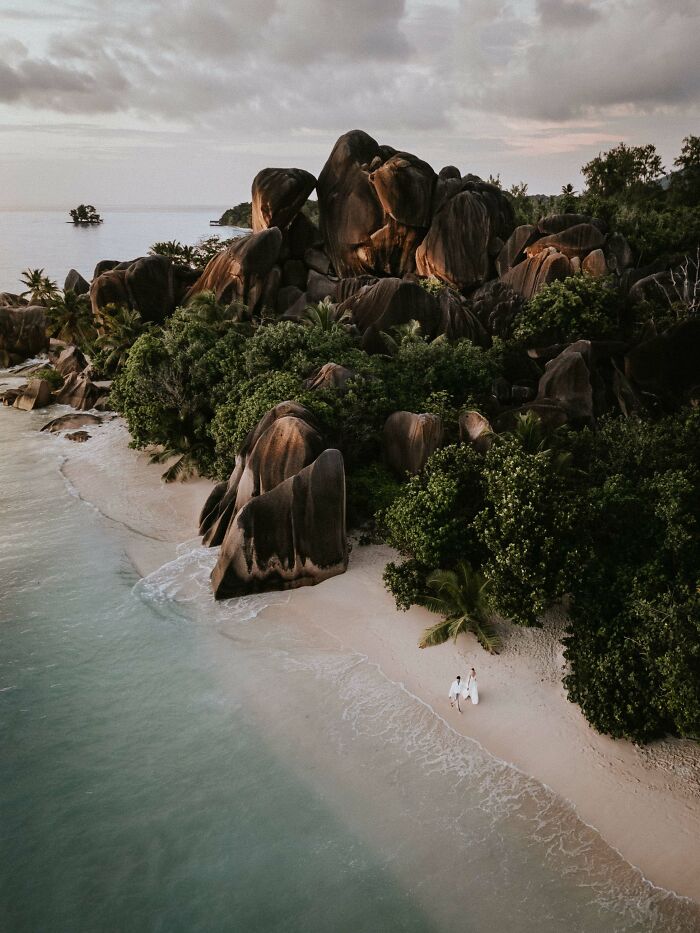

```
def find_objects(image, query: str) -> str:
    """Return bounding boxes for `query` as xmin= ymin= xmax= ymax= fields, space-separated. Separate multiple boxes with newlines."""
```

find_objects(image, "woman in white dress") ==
xmin=463 ymin=668 xmax=479 ymax=705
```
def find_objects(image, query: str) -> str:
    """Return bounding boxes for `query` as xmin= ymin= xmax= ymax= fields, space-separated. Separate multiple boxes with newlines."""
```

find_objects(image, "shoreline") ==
xmin=57 ymin=414 xmax=700 ymax=905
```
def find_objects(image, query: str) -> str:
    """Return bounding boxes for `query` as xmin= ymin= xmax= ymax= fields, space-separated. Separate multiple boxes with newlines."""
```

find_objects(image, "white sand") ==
xmin=58 ymin=415 xmax=700 ymax=904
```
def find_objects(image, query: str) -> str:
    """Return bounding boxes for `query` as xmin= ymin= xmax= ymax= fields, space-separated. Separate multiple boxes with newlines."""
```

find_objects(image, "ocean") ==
xmin=1 ymin=396 xmax=700 ymax=931
xmin=0 ymin=208 xmax=245 ymax=294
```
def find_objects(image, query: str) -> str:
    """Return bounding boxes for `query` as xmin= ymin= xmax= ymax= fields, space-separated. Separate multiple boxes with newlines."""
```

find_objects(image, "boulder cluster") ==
xmin=1 ymin=342 xmax=110 ymax=414
xmin=200 ymin=402 xmax=348 ymax=598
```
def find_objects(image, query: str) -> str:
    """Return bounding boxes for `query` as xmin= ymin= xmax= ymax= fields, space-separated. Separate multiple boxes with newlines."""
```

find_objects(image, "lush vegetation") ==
xmin=218 ymin=199 xmax=320 ymax=228
xmin=47 ymin=135 xmax=700 ymax=746
xmin=69 ymin=204 xmax=102 ymax=224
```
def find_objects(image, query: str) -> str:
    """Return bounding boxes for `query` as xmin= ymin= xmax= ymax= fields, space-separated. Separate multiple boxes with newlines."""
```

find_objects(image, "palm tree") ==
xmin=185 ymin=290 xmax=251 ymax=331
xmin=380 ymin=318 xmax=424 ymax=354
xmin=303 ymin=298 xmax=351 ymax=331
xmin=20 ymin=268 xmax=59 ymax=304
xmin=94 ymin=304 xmax=148 ymax=374
xmin=148 ymin=434 xmax=208 ymax=483
xmin=69 ymin=204 xmax=102 ymax=224
xmin=417 ymin=561 xmax=501 ymax=653
xmin=46 ymin=290 xmax=95 ymax=345
xmin=507 ymin=410 xmax=572 ymax=475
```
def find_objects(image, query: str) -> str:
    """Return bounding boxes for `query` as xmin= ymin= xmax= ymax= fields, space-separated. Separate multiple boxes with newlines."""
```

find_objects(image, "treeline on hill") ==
xmin=61 ymin=137 xmax=699 ymax=745
xmin=218 ymin=199 xmax=320 ymax=229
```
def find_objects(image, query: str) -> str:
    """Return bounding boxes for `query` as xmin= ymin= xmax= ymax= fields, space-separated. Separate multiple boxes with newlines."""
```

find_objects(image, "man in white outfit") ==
xmin=449 ymin=675 xmax=462 ymax=712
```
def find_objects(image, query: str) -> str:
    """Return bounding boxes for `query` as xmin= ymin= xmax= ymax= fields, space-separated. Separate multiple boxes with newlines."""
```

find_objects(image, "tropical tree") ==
xmin=505 ymin=411 xmax=573 ymax=475
xmin=417 ymin=562 xmax=501 ymax=653
xmin=20 ymin=268 xmax=59 ymax=304
xmin=302 ymin=299 xmax=352 ymax=331
xmin=380 ymin=319 xmax=424 ymax=354
xmin=69 ymin=204 xmax=102 ymax=224
xmin=148 ymin=433 xmax=211 ymax=483
xmin=45 ymin=290 xmax=95 ymax=345
xmin=582 ymin=142 xmax=665 ymax=197
xmin=94 ymin=304 xmax=149 ymax=374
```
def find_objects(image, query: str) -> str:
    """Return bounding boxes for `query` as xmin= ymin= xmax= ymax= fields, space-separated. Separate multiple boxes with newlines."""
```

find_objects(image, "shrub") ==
xmin=512 ymin=275 xmax=622 ymax=345
xmin=33 ymin=367 xmax=64 ymax=389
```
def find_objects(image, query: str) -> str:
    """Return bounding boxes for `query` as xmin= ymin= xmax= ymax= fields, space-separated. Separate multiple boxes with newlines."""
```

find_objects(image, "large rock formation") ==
xmin=186 ymin=228 xmax=283 ymax=315
xmin=211 ymin=448 xmax=348 ymax=599
xmin=90 ymin=256 xmax=198 ymax=324
xmin=200 ymin=402 xmax=324 ymax=547
xmin=0 ymin=306 xmax=49 ymax=366
xmin=54 ymin=372 xmax=103 ymax=411
xmin=251 ymin=168 xmax=317 ymax=234
xmin=54 ymin=345 xmax=88 ymax=377
xmin=337 ymin=278 xmax=441 ymax=353
xmin=383 ymin=411 xmax=444 ymax=475
xmin=64 ymin=269 xmax=90 ymax=295
xmin=526 ymin=223 xmax=606 ymax=261
xmin=41 ymin=412 xmax=103 ymax=433
xmin=500 ymin=251 xmax=573 ymax=299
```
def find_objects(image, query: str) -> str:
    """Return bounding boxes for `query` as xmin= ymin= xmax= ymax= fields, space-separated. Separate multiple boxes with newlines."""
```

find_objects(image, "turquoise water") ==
xmin=0 ymin=209 xmax=246 ymax=293
xmin=1 ymin=401 xmax=700 ymax=932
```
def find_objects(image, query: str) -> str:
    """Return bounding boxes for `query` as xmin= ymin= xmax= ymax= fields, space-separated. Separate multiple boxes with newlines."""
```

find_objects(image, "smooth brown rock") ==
xmin=55 ymin=345 xmax=88 ymax=377
xmin=200 ymin=402 xmax=323 ymax=547
xmin=537 ymin=213 xmax=594 ymax=235
xmin=65 ymin=430 xmax=90 ymax=442
xmin=90 ymin=256 xmax=198 ymax=325
xmin=338 ymin=278 xmax=441 ymax=353
xmin=304 ymin=362 xmax=355 ymax=391
xmin=186 ymin=228 xmax=283 ymax=314
xmin=54 ymin=372 xmax=102 ymax=411
xmin=369 ymin=151 xmax=436 ymax=228
xmin=526 ymin=224 xmax=605 ymax=261
xmin=251 ymin=168 xmax=317 ymax=234
xmin=415 ymin=190 xmax=491 ymax=289
xmin=459 ymin=410 xmax=493 ymax=454
xmin=438 ymin=288 xmax=490 ymax=346
xmin=13 ymin=378 xmax=52 ymax=411
xmin=500 ymin=251 xmax=573 ymax=299
xmin=496 ymin=225 xmax=539 ymax=276
xmin=582 ymin=249 xmax=609 ymax=278
xmin=64 ymin=269 xmax=90 ymax=295
xmin=537 ymin=346 xmax=594 ymax=423
xmin=383 ymin=411 xmax=444 ymax=476
xmin=0 ymin=306 xmax=49 ymax=365
xmin=41 ymin=412 xmax=103 ymax=433
xmin=0 ymin=292 xmax=27 ymax=308
xmin=211 ymin=448 xmax=348 ymax=599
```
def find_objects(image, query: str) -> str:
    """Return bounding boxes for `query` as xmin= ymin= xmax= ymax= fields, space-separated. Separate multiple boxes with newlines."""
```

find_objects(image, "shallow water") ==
xmin=0 ymin=209 xmax=246 ymax=293
xmin=1 ymin=404 xmax=699 ymax=932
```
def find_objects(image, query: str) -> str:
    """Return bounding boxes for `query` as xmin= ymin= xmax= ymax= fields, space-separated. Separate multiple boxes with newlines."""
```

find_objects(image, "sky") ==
xmin=0 ymin=0 xmax=698 ymax=209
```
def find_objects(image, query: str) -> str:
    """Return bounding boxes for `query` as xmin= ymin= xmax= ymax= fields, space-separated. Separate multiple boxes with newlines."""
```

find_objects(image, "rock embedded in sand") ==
xmin=54 ymin=372 xmax=102 ymax=411
xmin=41 ymin=412 xmax=103 ymax=433
xmin=55 ymin=345 xmax=88 ymax=377
xmin=13 ymin=377 xmax=53 ymax=411
xmin=65 ymin=430 xmax=91 ymax=443
xmin=383 ymin=411 xmax=444 ymax=476
xmin=211 ymin=448 xmax=348 ymax=599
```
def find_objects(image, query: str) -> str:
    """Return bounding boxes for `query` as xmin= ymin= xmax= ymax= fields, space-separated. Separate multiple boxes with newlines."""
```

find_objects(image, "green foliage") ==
xmin=94 ymin=304 xmax=150 ymax=376
xmin=474 ymin=422 xmax=581 ymax=627
xmin=381 ymin=445 xmax=485 ymax=608
xmin=243 ymin=320 xmax=356 ymax=377
xmin=209 ymin=371 xmax=308 ymax=475
xmin=149 ymin=236 xmax=237 ymax=270
xmin=417 ymin=562 xmax=500 ymax=653
xmin=302 ymin=299 xmax=352 ymax=331
xmin=45 ymin=290 xmax=95 ymax=347
xmin=346 ymin=462 xmax=401 ymax=528
xmin=69 ymin=204 xmax=102 ymax=224
xmin=512 ymin=275 xmax=622 ymax=345
xmin=33 ymin=367 xmax=63 ymax=389
xmin=218 ymin=202 xmax=253 ymax=227
xmin=20 ymin=268 xmax=59 ymax=304
xmin=582 ymin=142 xmax=665 ymax=198
xmin=417 ymin=276 xmax=448 ymax=297
xmin=563 ymin=413 xmax=700 ymax=741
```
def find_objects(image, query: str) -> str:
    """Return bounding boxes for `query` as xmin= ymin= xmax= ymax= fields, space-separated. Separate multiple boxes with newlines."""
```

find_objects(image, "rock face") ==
xmin=0 ymin=306 xmax=49 ymax=365
xmin=200 ymin=402 xmax=325 ymax=547
xmin=186 ymin=228 xmax=283 ymax=314
xmin=54 ymin=372 xmax=103 ymax=411
xmin=496 ymin=225 xmax=539 ymax=276
xmin=64 ymin=269 xmax=90 ymax=295
xmin=526 ymin=224 xmax=605 ymax=260
xmin=13 ymin=378 xmax=52 ymax=411
xmin=500 ymin=251 xmax=573 ymax=299
xmin=251 ymin=168 xmax=317 ymax=234
xmin=55 ymin=345 xmax=88 ymax=377
xmin=416 ymin=182 xmax=514 ymax=290
xmin=90 ymin=256 xmax=198 ymax=324
xmin=459 ymin=410 xmax=493 ymax=454
xmin=41 ymin=412 xmax=103 ymax=433
xmin=471 ymin=280 xmax=525 ymax=337
xmin=582 ymin=249 xmax=608 ymax=278
xmin=383 ymin=411 xmax=444 ymax=476
xmin=337 ymin=278 xmax=439 ymax=352
xmin=211 ymin=448 xmax=348 ymax=599
xmin=304 ymin=362 xmax=355 ymax=391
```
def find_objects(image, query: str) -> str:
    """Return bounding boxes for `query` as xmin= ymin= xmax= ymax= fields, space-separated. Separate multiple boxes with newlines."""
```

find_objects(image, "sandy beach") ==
xmin=58 ymin=415 xmax=700 ymax=905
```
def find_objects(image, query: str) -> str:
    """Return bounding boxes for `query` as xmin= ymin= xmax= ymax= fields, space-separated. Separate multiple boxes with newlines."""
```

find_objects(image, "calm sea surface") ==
xmin=1 ymin=398 xmax=700 ymax=931
xmin=0 ymin=209 xmax=244 ymax=293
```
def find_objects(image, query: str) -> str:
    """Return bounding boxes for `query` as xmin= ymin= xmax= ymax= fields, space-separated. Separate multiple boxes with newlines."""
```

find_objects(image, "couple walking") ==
xmin=449 ymin=670 xmax=478 ymax=713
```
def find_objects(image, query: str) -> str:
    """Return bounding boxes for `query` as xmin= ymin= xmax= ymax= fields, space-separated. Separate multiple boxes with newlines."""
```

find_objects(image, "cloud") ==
xmin=0 ymin=0 xmax=698 ymax=144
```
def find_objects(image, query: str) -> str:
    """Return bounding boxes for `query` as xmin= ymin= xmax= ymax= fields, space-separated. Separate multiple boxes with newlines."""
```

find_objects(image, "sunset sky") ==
xmin=1 ymin=0 xmax=698 ymax=208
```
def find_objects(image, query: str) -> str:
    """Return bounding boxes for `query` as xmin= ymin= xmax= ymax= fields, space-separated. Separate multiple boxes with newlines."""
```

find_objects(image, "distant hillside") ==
xmin=219 ymin=199 xmax=319 ymax=228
